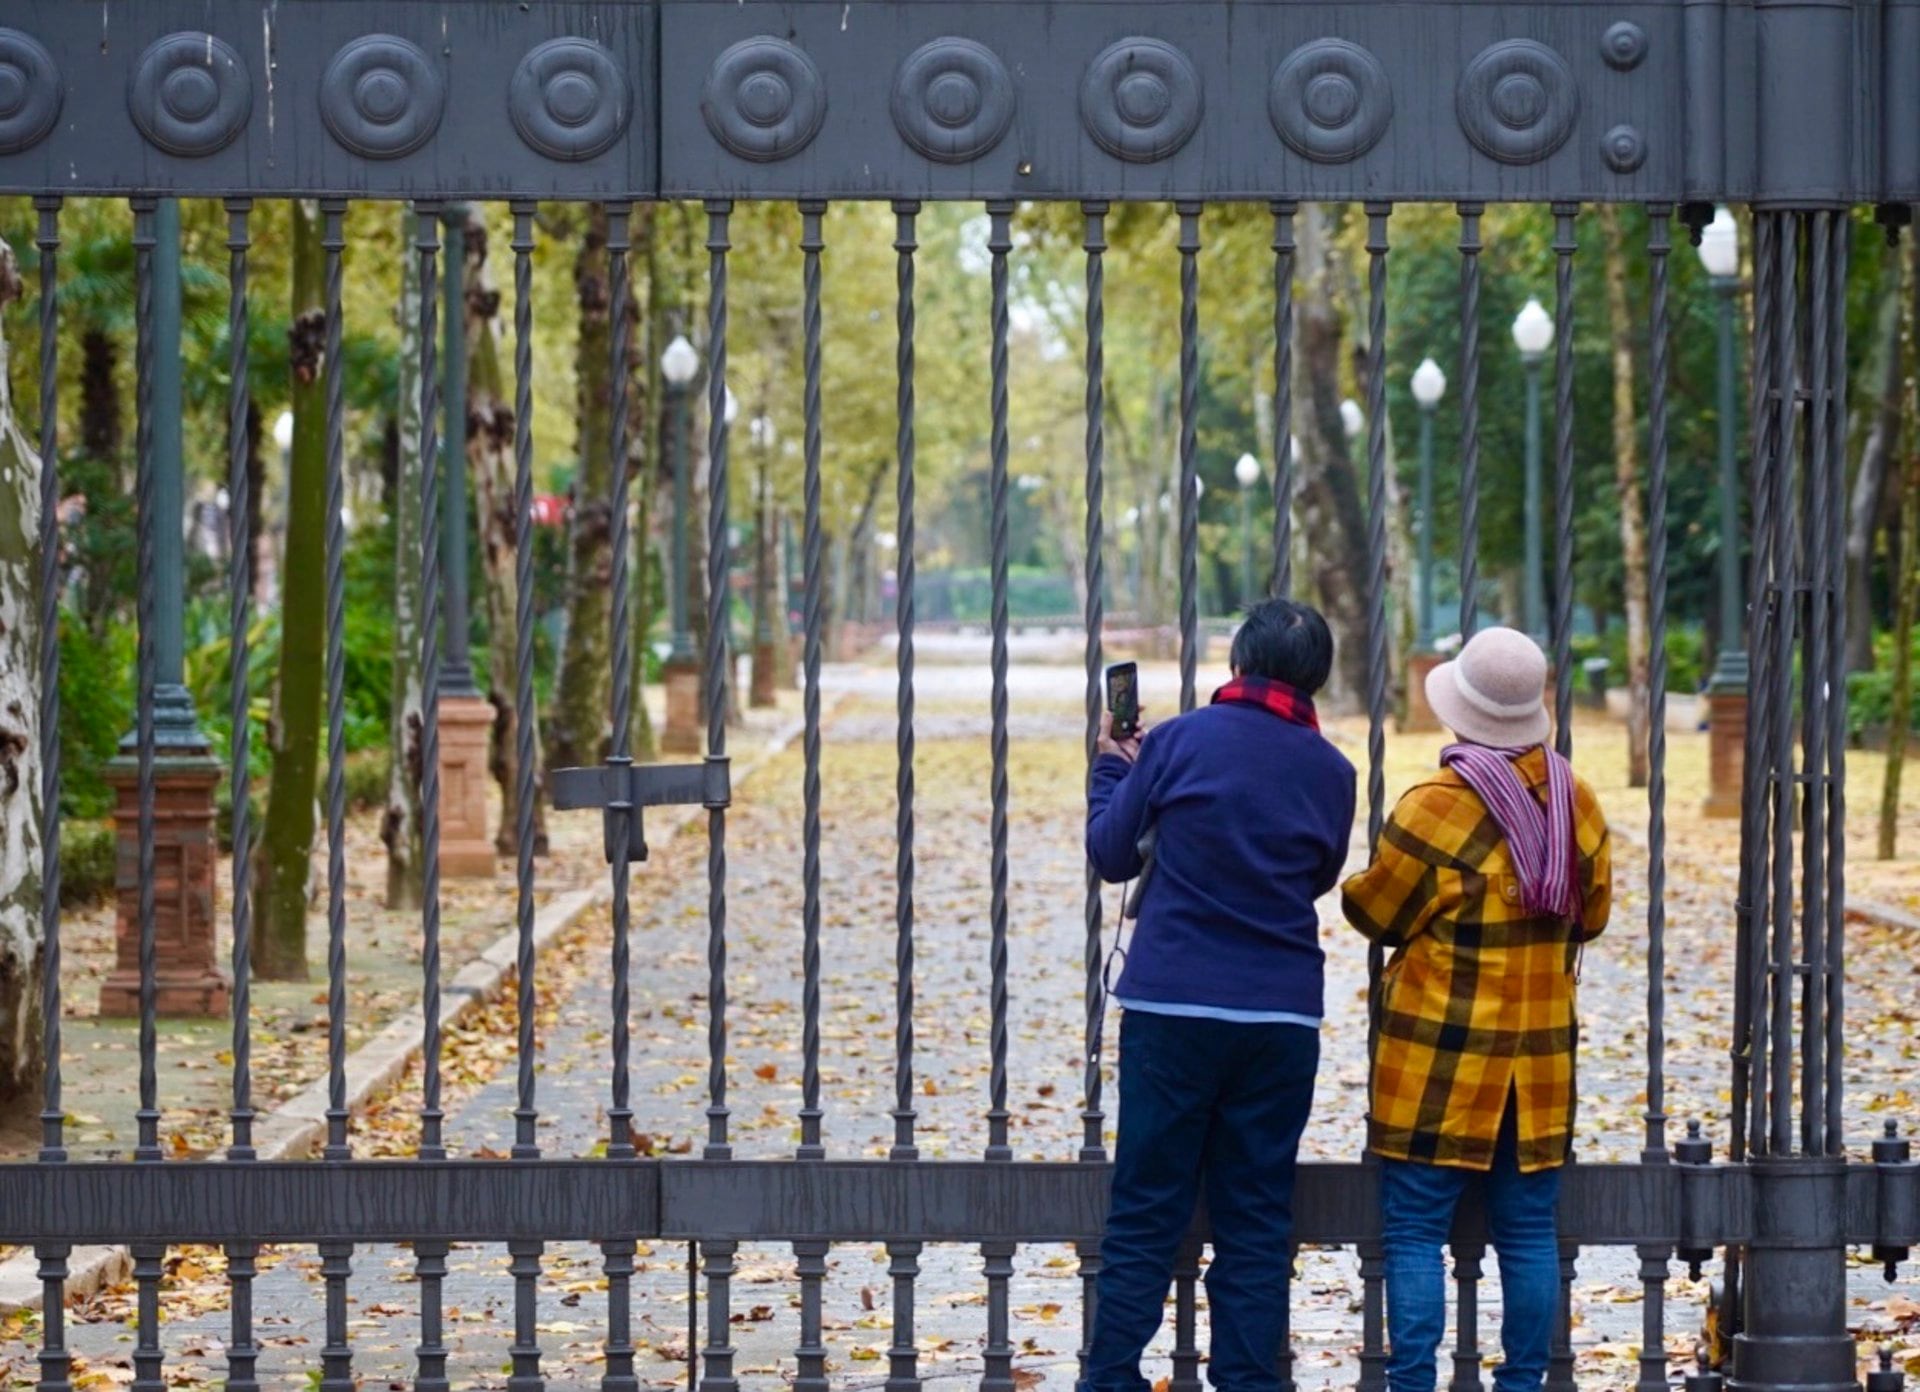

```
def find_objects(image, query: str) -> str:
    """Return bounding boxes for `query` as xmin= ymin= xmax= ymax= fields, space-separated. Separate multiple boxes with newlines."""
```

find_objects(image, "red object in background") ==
xmin=531 ymin=494 xmax=568 ymax=528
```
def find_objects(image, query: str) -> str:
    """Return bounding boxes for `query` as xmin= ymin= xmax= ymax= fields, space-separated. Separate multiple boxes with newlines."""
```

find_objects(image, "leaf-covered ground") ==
xmin=6 ymin=657 xmax=1917 ymax=1389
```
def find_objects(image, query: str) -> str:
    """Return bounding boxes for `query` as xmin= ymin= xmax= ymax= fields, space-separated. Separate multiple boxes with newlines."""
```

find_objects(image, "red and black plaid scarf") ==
xmin=1210 ymin=675 xmax=1320 ymax=730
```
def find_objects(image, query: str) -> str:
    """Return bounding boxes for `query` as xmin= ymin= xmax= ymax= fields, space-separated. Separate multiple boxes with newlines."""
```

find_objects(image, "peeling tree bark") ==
xmin=382 ymin=210 xmax=426 ymax=911
xmin=0 ymin=235 xmax=46 ymax=1113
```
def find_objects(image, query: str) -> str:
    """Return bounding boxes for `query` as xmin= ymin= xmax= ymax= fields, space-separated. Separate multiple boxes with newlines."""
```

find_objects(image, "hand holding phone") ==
xmin=1104 ymin=662 xmax=1141 ymax=751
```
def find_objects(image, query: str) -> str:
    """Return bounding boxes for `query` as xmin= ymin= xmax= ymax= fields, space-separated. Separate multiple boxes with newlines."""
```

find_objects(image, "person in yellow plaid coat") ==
xmin=1341 ymin=627 xmax=1611 ymax=1392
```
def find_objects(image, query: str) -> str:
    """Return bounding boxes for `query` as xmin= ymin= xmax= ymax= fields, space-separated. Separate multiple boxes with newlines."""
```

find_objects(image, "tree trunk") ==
xmin=0 ymin=236 xmax=47 ymax=1113
xmin=1848 ymin=275 xmax=1905 ymax=675
xmin=246 ymin=399 xmax=270 ymax=616
xmin=459 ymin=208 xmax=549 ymax=857
xmin=383 ymin=209 xmax=427 ymax=912
xmin=251 ymin=200 xmax=326 ymax=981
xmin=1881 ymin=238 xmax=1920 ymax=860
xmin=750 ymin=458 xmax=777 ymax=708
xmin=1599 ymin=205 xmax=1652 ymax=787
xmin=1293 ymin=205 xmax=1372 ymax=712
xmin=547 ymin=205 xmax=618 ymax=773
xmin=627 ymin=207 xmax=660 ymax=763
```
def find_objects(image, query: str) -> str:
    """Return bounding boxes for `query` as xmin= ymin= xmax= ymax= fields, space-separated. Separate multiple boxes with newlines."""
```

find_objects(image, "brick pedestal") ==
xmin=436 ymin=694 xmax=496 ymax=878
xmin=99 ymin=755 xmax=229 ymax=1018
xmin=662 ymin=659 xmax=702 ymax=755
xmin=1401 ymin=650 xmax=1443 ymax=733
xmin=1705 ymin=689 xmax=1747 ymax=819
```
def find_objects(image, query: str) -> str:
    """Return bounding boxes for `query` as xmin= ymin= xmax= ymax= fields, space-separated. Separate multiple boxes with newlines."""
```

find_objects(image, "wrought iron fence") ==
xmin=1 ymin=4 xmax=1917 ymax=1391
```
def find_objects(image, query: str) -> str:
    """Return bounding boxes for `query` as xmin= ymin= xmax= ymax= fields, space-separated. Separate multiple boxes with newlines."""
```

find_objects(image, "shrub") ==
xmin=58 ymin=820 xmax=117 ymax=908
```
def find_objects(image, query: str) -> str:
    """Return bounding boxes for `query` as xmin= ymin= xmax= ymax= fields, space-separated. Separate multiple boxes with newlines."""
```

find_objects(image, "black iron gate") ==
xmin=1 ymin=4 xmax=1916 ymax=1390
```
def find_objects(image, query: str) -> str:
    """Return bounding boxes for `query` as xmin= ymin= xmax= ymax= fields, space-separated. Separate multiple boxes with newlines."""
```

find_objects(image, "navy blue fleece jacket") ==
xmin=1086 ymin=703 xmax=1356 ymax=1018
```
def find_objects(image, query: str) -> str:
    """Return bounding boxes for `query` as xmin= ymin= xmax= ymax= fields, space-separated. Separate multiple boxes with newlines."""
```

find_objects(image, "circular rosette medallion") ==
xmin=891 ymin=37 xmax=1014 ymax=164
xmin=0 ymin=29 xmax=63 ymax=156
xmin=1268 ymin=39 xmax=1392 ymax=164
xmin=510 ymin=37 xmax=630 ymax=162
xmin=320 ymin=35 xmax=445 ymax=160
xmin=1456 ymin=39 xmax=1579 ymax=165
xmin=1079 ymin=37 xmax=1202 ymax=163
xmin=701 ymin=37 xmax=827 ymax=163
xmin=128 ymin=32 xmax=252 ymax=157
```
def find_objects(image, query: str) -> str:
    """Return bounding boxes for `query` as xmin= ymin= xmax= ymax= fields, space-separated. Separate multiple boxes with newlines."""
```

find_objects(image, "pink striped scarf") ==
xmin=1440 ymin=742 xmax=1580 ymax=920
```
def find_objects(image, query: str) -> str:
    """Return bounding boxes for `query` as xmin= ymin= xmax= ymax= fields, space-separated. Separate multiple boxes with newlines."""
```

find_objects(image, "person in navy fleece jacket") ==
xmin=1080 ymin=598 xmax=1355 ymax=1392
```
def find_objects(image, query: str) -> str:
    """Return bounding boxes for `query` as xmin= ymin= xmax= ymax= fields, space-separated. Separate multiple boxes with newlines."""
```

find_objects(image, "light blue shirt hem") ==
xmin=1114 ymin=996 xmax=1322 ymax=1029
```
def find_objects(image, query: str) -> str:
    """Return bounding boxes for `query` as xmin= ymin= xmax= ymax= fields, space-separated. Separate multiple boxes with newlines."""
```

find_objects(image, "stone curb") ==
xmin=0 ymin=708 xmax=813 ymax=1316
xmin=1846 ymin=898 xmax=1920 ymax=934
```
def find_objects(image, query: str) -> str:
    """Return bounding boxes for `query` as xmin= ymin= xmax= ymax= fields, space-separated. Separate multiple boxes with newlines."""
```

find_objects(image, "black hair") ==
xmin=1230 ymin=598 xmax=1334 ymax=694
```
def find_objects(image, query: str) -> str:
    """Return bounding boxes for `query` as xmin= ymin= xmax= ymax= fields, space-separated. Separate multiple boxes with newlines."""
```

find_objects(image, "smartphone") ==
xmin=1105 ymin=661 xmax=1140 ymax=740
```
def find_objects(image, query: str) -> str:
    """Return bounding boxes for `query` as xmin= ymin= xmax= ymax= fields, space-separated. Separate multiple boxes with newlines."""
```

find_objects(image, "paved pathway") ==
xmin=48 ymin=657 xmax=1918 ymax=1389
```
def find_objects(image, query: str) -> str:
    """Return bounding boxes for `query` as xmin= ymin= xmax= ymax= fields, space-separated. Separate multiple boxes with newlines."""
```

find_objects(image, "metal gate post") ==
xmin=1730 ymin=1160 xmax=1855 ymax=1391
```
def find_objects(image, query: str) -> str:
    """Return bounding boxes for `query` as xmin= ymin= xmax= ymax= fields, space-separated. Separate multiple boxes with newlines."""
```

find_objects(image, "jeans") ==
xmin=1081 ymin=1010 xmax=1319 ymax=1392
xmin=1380 ymin=1103 xmax=1563 ymax=1392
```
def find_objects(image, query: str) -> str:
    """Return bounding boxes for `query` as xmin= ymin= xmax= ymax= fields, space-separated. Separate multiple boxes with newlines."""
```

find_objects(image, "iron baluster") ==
xmin=1457 ymin=203 xmax=1484 ymax=639
xmin=1644 ymin=204 xmax=1673 ymax=1164
xmin=892 ymin=198 xmax=920 ymax=1162
xmin=607 ymin=202 xmax=640 ymax=1164
xmin=1767 ymin=214 xmax=1800 ymax=1160
xmin=1081 ymin=199 xmax=1110 ymax=1165
xmin=1170 ymin=1239 xmax=1202 ymax=1392
xmin=33 ymin=192 xmax=71 ymax=1392
xmin=987 ymin=198 xmax=1015 ymax=1164
xmin=603 ymin=1239 xmax=639 ymax=1392
xmin=413 ymin=199 xmax=451 ymax=1392
xmin=1176 ymin=202 xmax=1202 ymax=713
xmin=700 ymin=1240 xmax=739 ymax=1392
xmin=1357 ymin=1239 xmax=1388 ymax=1392
xmin=222 ymin=199 xmax=259 ymax=1392
xmin=1800 ymin=210 xmax=1832 ymax=1155
xmin=888 ymin=197 xmax=922 ymax=1392
xmin=510 ymin=202 xmax=540 ymax=1162
xmin=1272 ymin=201 xmax=1296 ymax=600
xmin=798 ymin=199 xmax=827 ymax=1163
xmin=1545 ymin=1246 xmax=1577 ymax=1392
xmin=319 ymin=1241 xmax=353 ymax=1392
xmin=795 ymin=199 xmax=830 ymax=1392
xmin=1550 ymin=203 xmax=1578 ymax=756
xmin=703 ymin=198 xmax=733 ymax=1163
xmin=1449 ymin=1241 xmax=1486 ymax=1392
xmin=508 ymin=201 xmax=546 ymax=1392
xmin=1822 ymin=212 xmax=1850 ymax=1154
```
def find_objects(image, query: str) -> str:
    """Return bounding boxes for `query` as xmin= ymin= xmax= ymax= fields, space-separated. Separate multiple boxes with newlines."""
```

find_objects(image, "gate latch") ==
xmin=549 ymin=757 xmax=730 ymax=864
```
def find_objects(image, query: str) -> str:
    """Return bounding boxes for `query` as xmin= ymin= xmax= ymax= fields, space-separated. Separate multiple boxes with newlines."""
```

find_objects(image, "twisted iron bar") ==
xmin=1550 ymin=204 xmax=1578 ymax=757
xmin=223 ymin=200 xmax=256 ymax=1162
xmin=1080 ymin=200 xmax=1109 ymax=1163
xmin=1271 ymin=202 xmax=1295 ymax=600
xmin=131 ymin=196 xmax=160 ymax=1167
xmin=321 ymin=200 xmax=350 ymax=1165
xmin=891 ymin=199 xmax=920 ymax=1163
xmin=1800 ymin=209 xmax=1831 ymax=1154
xmin=33 ymin=192 xmax=73 ymax=1392
xmin=799 ymin=200 xmax=827 ymax=1161
xmin=1735 ymin=210 xmax=1779 ymax=1161
xmin=416 ymin=202 xmax=446 ymax=1162
xmin=1457 ymin=203 xmax=1484 ymax=639
xmin=606 ymin=202 xmax=638 ymax=1161
xmin=1643 ymin=205 xmax=1672 ymax=1165
xmin=704 ymin=198 xmax=733 ymax=1161
xmin=986 ymin=200 xmax=1014 ymax=1163
xmin=511 ymin=202 xmax=540 ymax=1160
xmin=1822 ymin=213 xmax=1850 ymax=1153
xmin=1766 ymin=214 xmax=1801 ymax=1158
xmin=1363 ymin=206 xmax=1390 ymax=849
xmin=1176 ymin=203 xmax=1202 ymax=713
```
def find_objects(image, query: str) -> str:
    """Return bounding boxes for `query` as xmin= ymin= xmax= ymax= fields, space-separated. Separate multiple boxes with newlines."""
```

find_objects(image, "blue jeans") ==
xmin=1380 ymin=1104 xmax=1562 ymax=1392
xmin=1081 ymin=1010 xmax=1319 ymax=1392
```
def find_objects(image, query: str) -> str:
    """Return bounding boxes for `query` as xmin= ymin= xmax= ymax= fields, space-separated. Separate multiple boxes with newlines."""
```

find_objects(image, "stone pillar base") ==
xmin=1706 ymin=689 xmax=1747 ymax=819
xmin=100 ymin=754 xmax=229 ymax=1018
xmin=662 ymin=659 xmax=703 ymax=755
xmin=1400 ymin=650 xmax=1443 ymax=733
xmin=436 ymin=694 xmax=496 ymax=878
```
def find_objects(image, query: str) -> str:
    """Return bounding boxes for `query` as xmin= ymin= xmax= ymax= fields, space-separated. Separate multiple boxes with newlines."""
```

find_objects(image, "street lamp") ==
xmin=1512 ymin=296 xmax=1555 ymax=640
xmin=1699 ymin=207 xmax=1747 ymax=696
xmin=1411 ymin=356 xmax=1448 ymax=648
xmin=661 ymin=334 xmax=699 ymax=664
xmin=1234 ymin=452 xmax=1261 ymax=609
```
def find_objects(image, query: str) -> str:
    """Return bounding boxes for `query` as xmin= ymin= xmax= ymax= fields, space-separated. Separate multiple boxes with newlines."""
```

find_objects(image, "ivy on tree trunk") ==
xmin=251 ymin=200 xmax=326 ymax=981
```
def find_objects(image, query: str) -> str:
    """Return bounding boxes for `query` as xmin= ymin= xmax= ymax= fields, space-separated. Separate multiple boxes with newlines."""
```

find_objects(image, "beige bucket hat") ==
xmin=1424 ymin=626 xmax=1551 ymax=747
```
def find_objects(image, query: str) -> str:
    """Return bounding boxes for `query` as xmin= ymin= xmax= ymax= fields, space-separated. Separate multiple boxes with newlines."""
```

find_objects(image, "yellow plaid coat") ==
xmin=1340 ymin=749 xmax=1612 ymax=1173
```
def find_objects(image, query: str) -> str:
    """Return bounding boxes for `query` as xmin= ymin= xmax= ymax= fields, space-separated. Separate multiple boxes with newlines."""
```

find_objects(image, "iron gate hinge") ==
xmin=549 ymin=756 xmax=731 ymax=864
